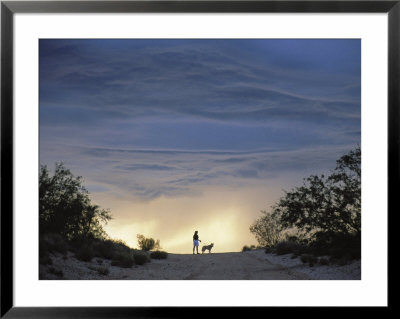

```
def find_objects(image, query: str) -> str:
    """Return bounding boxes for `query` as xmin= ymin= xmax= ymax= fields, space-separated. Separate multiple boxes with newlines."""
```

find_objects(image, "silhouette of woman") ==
xmin=193 ymin=231 xmax=201 ymax=254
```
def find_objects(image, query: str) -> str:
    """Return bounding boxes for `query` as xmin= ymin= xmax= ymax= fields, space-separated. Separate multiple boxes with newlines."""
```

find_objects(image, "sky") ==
xmin=39 ymin=39 xmax=361 ymax=253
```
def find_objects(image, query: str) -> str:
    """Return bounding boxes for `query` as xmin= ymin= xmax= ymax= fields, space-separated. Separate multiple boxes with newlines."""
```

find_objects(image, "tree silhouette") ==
xmin=251 ymin=146 xmax=361 ymax=247
xmin=249 ymin=210 xmax=283 ymax=248
xmin=39 ymin=162 xmax=112 ymax=240
xmin=277 ymin=146 xmax=361 ymax=236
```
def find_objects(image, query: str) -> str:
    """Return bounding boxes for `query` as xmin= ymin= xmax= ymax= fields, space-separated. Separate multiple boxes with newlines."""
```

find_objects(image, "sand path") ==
xmin=43 ymin=249 xmax=313 ymax=280
xmin=43 ymin=249 xmax=360 ymax=280
xmin=105 ymin=250 xmax=311 ymax=280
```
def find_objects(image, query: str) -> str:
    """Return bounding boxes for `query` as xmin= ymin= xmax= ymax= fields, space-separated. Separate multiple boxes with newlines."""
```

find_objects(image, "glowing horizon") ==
xmin=96 ymin=184 xmax=286 ymax=253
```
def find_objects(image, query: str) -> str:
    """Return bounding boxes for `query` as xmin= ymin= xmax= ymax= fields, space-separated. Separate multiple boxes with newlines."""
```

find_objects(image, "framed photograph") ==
xmin=1 ymin=0 xmax=394 ymax=316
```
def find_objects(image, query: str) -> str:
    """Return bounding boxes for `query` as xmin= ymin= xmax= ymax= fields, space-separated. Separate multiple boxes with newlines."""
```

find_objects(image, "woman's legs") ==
xmin=193 ymin=241 xmax=199 ymax=254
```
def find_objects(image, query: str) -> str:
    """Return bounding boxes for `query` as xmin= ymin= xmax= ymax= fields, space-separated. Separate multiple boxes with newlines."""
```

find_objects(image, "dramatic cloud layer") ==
xmin=40 ymin=39 xmax=360 ymax=252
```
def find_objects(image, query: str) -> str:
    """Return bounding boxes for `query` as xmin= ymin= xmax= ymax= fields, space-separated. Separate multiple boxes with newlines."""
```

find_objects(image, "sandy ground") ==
xmin=40 ymin=249 xmax=360 ymax=280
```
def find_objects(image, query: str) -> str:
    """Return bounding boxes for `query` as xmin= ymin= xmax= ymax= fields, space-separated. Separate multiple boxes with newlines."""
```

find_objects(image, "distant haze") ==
xmin=40 ymin=39 xmax=360 ymax=253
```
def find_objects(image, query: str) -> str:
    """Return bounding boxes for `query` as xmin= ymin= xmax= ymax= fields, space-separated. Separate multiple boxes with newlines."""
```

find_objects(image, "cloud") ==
xmin=40 ymin=39 xmax=360 ymax=129
xmin=39 ymin=39 xmax=360 ymax=202
xmin=40 ymin=141 xmax=356 ymax=202
xmin=214 ymin=157 xmax=252 ymax=164
xmin=115 ymin=164 xmax=178 ymax=172
xmin=233 ymin=169 xmax=259 ymax=179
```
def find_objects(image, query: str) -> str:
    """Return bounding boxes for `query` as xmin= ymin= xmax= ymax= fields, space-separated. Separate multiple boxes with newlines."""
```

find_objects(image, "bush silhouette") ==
xmin=96 ymin=266 xmax=110 ymax=276
xmin=319 ymin=257 xmax=329 ymax=265
xmin=41 ymin=233 xmax=69 ymax=254
xmin=133 ymin=251 xmax=150 ymax=265
xmin=242 ymin=245 xmax=251 ymax=252
xmin=111 ymin=252 xmax=134 ymax=268
xmin=300 ymin=254 xmax=311 ymax=263
xmin=275 ymin=241 xmax=302 ymax=255
xmin=150 ymin=251 xmax=168 ymax=259
xmin=75 ymin=245 xmax=94 ymax=262
xmin=137 ymin=234 xmax=161 ymax=251
xmin=92 ymin=239 xmax=117 ymax=260
xmin=264 ymin=247 xmax=273 ymax=254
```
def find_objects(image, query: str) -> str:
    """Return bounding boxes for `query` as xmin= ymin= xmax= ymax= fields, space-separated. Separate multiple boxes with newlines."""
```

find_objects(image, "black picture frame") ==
xmin=1 ymin=0 xmax=394 ymax=317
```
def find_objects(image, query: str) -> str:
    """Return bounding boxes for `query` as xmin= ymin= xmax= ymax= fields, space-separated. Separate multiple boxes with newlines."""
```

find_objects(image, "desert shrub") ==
xmin=300 ymin=254 xmax=318 ymax=266
xmin=283 ymin=235 xmax=309 ymax=255
xmin=87 ymin=238 xmax=136 ymax=261
xmin=242 ymin=245 xmax=259 ymax=252
xmin=150 ymin=251 xmax=168 ymax=259
xmin=319 ymin=257 xmax=329 ymax=266
xmin=242 ymin=245 xmax=251 ymax=252
xmin=133 ymin=251 xmax=150 ymax=265
xmin=111 ymin=252 xmax=134 ymax=268
xmin=42 ymin=233 xmax=69 ymax=254
xmin=264 ymin=247 xmax=273 ymax=254
xmin=308 ymin=256 xmax=318 ymax=267
xmin=110 ymin=239 xmax=132 ymax=254
xmin=75 ymin=245 xmax=94 ymax=262
xmin=92 ymin=239 xmax=115 ymax=260
xmin=292 ymin=248 xmax=305 ymax=257
xmin=331 ymin=233 xmax=360 ymax=260
xmin=96 ymin=266 xmax=110 ymax=276
xmin=300 ymin=254 xmax=311 ymax=263
xmin=39 ymin=234 xmax=69 ymax=266
xmin=137 ymin=234 xmax=161 ymax=251
xmin=310 ymin=231 xmax=361 ymax=260
xmin=275 ymin=241 xmax=303 ymax=255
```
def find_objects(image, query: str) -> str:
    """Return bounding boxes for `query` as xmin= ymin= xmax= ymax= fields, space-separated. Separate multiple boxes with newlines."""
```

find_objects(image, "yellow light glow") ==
xmin=98 ymin=184 xmax=285 ymax=253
